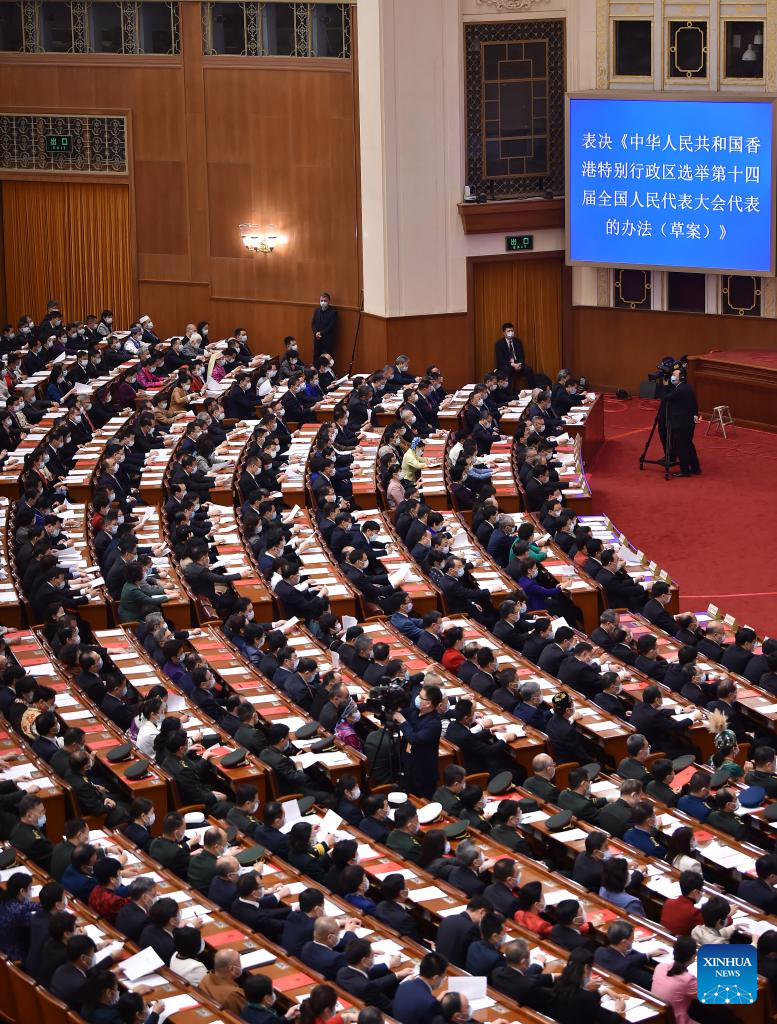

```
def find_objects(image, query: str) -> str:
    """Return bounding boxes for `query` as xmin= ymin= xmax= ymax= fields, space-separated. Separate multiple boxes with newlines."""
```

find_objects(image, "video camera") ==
xmin=364 ymin=674 xmax=423 ymax=721
xmin=648 ymin=354 xmax=689 ymax=384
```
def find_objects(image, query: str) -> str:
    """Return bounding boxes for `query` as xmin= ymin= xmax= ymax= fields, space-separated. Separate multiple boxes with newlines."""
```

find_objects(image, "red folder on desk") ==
xmin=274 ymin=972 xmax=315 ymax=993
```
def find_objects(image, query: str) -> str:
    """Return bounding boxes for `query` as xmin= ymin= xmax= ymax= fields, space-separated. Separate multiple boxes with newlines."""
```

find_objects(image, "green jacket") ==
xmin=386 ymin=829 xmax=422 ymax=865
xmin=187 ymin=848 xmax=218 ymax=894
xmin=557 ymin=789 xmax=606 ymax=824
xmin=433 ymin=786 xmax=463 ymax=816
xmin=119 ymin=582 xmax=168 ymax=623
xmin=523 ymin=775 xmax=560 ymax=803
xmin=707 ymin=809 xmax=746 ymax=841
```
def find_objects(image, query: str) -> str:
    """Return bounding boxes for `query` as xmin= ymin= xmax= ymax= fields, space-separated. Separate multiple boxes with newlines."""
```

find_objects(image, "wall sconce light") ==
xmin=239 ymin=223 xmax=278 ymax=254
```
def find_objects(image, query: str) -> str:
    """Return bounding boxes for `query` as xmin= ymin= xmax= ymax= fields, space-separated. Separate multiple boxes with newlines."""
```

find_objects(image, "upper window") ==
xmin=0 ymin=1 xmax=180 ymax=54
xmin=464 ymin=19 xmax=565 ymax=201
xmin=667 ymin=20 xmax=708 ymax=80
xmin=613 ymin=20 xmax=652 ymax=78
xmin=202 ymin=2 xmax=352 ymax=59
xmin=723 ymin=21 xmax=764 ymax=80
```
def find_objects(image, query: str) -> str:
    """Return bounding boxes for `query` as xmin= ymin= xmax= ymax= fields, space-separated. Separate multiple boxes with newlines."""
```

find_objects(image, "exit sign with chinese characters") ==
xmin=45 ymin=134 xmax=73 ymax=154
xmin=506 ymin=234 xmax=534 ymax=252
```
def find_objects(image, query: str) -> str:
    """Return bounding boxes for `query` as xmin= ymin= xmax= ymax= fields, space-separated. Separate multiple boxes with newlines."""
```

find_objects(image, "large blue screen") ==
xmin=567 ymin=96 xmax=774 ymax=274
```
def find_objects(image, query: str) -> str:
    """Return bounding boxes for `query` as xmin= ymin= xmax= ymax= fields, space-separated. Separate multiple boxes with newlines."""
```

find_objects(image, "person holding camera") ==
xmin=666 ymin=366 xmax=701 ymax=477
xmin=393 ymin=680 xmax=448 ymax=798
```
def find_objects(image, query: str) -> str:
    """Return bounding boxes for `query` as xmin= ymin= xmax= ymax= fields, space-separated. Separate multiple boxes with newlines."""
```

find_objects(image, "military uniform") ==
xmin=10 ymin=820 xmax=53 ymax=872
xmin=557 ymin=789 xmax=606 ymax=824
xmin=386 ymin=829 xmax=422 ymax=865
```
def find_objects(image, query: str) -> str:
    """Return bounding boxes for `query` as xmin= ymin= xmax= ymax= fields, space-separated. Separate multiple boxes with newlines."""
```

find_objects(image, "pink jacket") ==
xmin=651 ymin=963 xmax=698 ymax=1024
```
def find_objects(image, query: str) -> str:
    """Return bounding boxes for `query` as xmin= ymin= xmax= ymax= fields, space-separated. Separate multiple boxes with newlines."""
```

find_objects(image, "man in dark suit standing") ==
xmin=394 ymin=682 xmax=446 ymax=798
xmin=494 ymin=322 xmax=535 ymax=388
xmin=312 ymin=292 xmax=338 ymax=360
xmin=665 ymin=368 xmax=701 ymax=476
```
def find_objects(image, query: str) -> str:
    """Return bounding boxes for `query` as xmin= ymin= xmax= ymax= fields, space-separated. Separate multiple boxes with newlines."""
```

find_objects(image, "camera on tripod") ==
xmin=648 ymin=354 xmax=689 ymax=384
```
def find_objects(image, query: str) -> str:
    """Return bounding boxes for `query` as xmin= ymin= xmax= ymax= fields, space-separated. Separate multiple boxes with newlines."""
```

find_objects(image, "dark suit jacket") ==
xmin=435 ymin=910 xmax=478 ymax=969
xmin=138 ymin=923 xmax=176 ymax=964
xmin=483 ymin=881 xmax=521 ymax=917
xmin=642 ymin=598 xmax=679 ymax=636
xmin=721 ymin=644 xmax=754 ymax=676
xmin=374 ymin=899 xmax=421 ymax=942
xmin=300 ymin=940 xmax=348 ymax=980
xmin=448 ymin=865 xmax=486 ymax=896
xmin=490 ymin=965 xmax=554 ymax=1011
xmin=50 ymin=963 xmax=89 ymax=1009
xmin=494 ymin=335 xmax=527 ymax=374
xmin=115 ymin=901 xmax=149 ymax=942
xmin=593 ymin=945 xmax=652 ymax=988
xmin=572 ymin=851 xmax=604 ymax=891
xmin=738 ymin=877 xmax=777 ymax=915
xmin=336 ymin=965 xmax=395 ymax=1013
xmin=281 ymin=910 xmax=315 ymax=957
xmin=393 ymin=978 xmax=440 ymax=1024
xmin=537 ymin=643 xmax=568 ymax=677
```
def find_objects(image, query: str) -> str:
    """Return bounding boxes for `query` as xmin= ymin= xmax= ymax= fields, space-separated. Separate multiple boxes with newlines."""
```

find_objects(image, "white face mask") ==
xmin=348 ymin=787 xmax=361 ymax=801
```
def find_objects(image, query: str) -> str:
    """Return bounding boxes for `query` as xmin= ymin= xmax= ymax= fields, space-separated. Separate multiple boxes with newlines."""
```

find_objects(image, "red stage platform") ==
xmin=687 ymin=350 xmax=777 ymax=432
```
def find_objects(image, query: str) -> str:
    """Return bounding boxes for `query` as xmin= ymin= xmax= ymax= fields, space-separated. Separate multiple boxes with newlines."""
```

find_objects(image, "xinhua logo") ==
xmin=697 ymin=945 xmax=757 ymax=1004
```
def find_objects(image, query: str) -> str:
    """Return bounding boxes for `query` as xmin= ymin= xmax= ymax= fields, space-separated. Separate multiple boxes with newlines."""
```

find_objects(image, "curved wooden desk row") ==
xmin=0 ymin=843 xmax=245 ymax=1024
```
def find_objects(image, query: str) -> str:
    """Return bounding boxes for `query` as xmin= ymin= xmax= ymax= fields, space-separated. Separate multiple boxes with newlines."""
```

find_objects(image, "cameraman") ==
xmin=666 ymin=365 xmax=701 ymax=477
xmin=393 ymin=680 xmax=448 ymax=799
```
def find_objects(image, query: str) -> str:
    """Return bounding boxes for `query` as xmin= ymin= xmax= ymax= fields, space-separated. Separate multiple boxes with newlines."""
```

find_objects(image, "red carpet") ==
xmin=587 ymin=398 xmax=777 ymax=635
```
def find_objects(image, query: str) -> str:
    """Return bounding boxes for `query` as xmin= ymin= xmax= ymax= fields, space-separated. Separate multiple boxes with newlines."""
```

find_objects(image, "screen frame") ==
xmin=565 ymin=91 xmax=777 ymax=276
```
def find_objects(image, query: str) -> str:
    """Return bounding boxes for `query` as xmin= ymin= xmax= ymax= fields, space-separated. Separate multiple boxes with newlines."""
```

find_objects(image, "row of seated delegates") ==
xmin=272 ymin=788 xmax=725 ymax=1020
xmin=0 ymin=814 xmax=388 ymax=1024
xmin=6 ymin=342 xmax=773 ymax=1007
xmin=4 ymin=720 xmax=687 ymax=1024
xmin=612 ymin=612 xmax=777 ymax=753
xmin=571 ymin=515 xmax=676 ymax=608
xmin=90 ymin=618 xmax=363 ymax=808
xmin=0 ymin=651 xmax=773 ymax=1024
xmin=0 ymin=497 xmax=25 ymax=622
xmin=352 ymin=616 xmax=635 ymax=788
xmin=0 ymin=852 xmax=241 ymax=1022
xmin=0 ymin=782 xmax=607 ymax=1024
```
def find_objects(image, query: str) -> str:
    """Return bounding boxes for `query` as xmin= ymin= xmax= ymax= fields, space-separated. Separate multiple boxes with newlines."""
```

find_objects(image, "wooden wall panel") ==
xmin=567 ymin=306 xmax=777 ymax=394
xmin=358 ymin=312 xmax=471 ymax=389
xmin=0 ymin=0 xmax=361 ymax=341
xmin=133 ymin=160 xmax=189 ymax=255
xmin=202 ymin=65 xmax=360 ymax=309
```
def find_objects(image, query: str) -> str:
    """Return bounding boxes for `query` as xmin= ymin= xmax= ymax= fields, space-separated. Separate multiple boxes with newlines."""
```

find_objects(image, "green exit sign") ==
xmin=45 ymin=134 xmax=72 ymax=154
xmin=505 ymin=234 xmax=534 ymax=252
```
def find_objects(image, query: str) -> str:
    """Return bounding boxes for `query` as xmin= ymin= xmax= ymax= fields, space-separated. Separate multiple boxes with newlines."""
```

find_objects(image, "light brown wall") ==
xmin=0 ymin=3 xmax=361 ymax=362
xmin=358 ymin=312 xmax=471 ymax=389
xmin=567 ymin=306 xmax=777 ymax=394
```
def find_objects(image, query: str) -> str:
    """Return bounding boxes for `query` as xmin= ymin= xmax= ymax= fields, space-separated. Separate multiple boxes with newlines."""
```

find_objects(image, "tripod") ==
xmin=639 ymin=397 xmax=676 ymax=480
xmin=366 ymin=713 xmax=405 ymax=789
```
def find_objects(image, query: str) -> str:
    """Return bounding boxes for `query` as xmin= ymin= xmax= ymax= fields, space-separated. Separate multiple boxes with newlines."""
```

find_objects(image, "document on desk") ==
xmin=241 ymin=948 xmax=276 ymax=969
xmin=447 ymin=976 xmax=488 ymax=1001
xmin=407 ymin=885 xmax=448 ymax=903
xmin=158 ymin=995 xmax=199 ymax=1023
xmin=121 ymin=946 xmax=164 ymax=981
